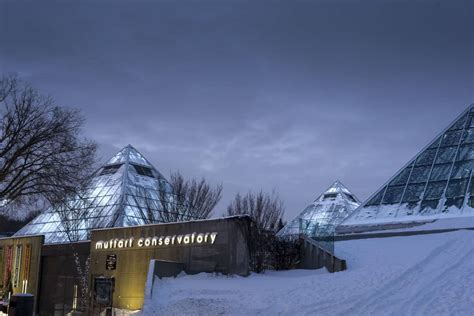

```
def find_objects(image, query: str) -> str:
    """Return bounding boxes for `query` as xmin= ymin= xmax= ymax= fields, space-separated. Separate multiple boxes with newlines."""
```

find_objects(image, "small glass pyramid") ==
xmin=277 ymin=180 xmax=360 ymax=240
xmin=14 ymin=145 xmax=194 ymax=244
xmin=343 ymin=104 xmax=474 ymax=226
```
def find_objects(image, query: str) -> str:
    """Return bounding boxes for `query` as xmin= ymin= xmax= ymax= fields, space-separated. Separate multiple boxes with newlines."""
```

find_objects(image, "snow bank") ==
xmin=337 ymin=216 xmax=474 ymax=235
xmin=142 ymin=230 xmax=474 ymax=315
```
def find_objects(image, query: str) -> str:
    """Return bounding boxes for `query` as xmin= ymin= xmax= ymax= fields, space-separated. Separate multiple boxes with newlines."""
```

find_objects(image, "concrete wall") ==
xmin=89 ymin=216 xmax=251 ymax=310
xmin=299 ymin=236 xmax=347 ymax=273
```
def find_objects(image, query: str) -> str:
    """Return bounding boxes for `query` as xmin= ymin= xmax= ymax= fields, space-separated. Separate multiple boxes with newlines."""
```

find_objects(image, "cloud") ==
xmin=1 ymin=0 xmax=472 ymax=218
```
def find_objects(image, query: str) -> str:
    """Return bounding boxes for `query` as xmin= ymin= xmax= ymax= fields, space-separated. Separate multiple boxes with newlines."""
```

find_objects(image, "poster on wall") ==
xmin=13 ymin=245 xmax=22 ymax=288
xmin=22 ymin=244 xmax=31 ymax=283
xmin=0 ymin=248 xmax=3 ymax=288
xmin=3 ymin=246 xmax=13 ymax=287
xmin=106 ymin=254 xmax=117 ymax=270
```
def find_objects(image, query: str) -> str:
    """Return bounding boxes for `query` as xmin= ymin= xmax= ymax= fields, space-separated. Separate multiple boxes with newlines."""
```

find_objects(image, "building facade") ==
xmin=1 ymin=216 xmax=252 ymax=314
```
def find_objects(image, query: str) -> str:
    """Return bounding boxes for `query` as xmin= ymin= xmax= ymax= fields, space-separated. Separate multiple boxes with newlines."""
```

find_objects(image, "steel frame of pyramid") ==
xmin=344 ymin=104 xmax=474 ymax=226
xmin=277 ymin=181 xmax=360 ymax=243
xmin=14 ymin=145 xmax=195 ymax=244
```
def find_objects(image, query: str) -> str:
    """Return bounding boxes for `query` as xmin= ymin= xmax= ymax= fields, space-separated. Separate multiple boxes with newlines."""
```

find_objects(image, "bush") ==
xmin=248 ymin=229 xmax=301 ymax=272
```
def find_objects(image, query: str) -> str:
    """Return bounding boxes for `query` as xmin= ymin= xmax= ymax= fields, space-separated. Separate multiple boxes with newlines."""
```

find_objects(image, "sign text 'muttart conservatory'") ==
xmin=94 ymin=232 xmax=218 ymax=250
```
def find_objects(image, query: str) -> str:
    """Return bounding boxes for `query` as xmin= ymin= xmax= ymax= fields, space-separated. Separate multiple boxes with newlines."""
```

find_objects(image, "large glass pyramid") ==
xmin=277 ymin=180 xmax=360 ymax=240
xmin=14 ymin=145 xmax=194 ymax=244
xmin=341 ymin=104 xmax=474 ymax=228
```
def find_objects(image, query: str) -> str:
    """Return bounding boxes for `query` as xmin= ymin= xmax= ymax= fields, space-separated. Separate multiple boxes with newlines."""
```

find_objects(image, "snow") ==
xmin=343 ymin=202 xmax=474 ymax=227
xmin=142 ymin=229 xmax=474 ymax=315
xmin=338 ymin=214 xmax=474 ymax=235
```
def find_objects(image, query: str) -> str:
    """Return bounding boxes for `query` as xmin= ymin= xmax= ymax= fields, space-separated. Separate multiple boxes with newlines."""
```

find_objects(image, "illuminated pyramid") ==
xmin=277 ymin=180 xmax=360 ymax=238
xmin=340 ymin=104 xmax=474 ymax=230
xmin=15 ymin=145 xmax=192 ymax=244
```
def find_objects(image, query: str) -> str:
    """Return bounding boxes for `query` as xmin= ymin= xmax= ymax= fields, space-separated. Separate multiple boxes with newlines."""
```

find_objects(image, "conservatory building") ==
xmin=0 ymin=145 xmax=253 ymax=314
xmin=14 ymin=145 xmax=193 ymax=243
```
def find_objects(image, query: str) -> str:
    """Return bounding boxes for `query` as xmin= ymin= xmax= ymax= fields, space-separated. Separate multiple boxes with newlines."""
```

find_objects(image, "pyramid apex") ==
xmin=105 ymin=144 xmax=153 ymax=167
xmin=324 ymin=180 xmax=351 ymax=195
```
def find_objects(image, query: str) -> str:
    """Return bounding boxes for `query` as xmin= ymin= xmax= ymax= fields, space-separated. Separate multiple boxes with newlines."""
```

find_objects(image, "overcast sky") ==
xmin=1 ymin=0 xmax=473 ymax=220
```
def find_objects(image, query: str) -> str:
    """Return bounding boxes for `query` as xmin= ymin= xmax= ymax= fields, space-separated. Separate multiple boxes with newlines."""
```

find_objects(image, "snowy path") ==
xmin=328 ymin=235 xmax=474 ymax=315
xmin=142 ymin=230 xmax=474 ymax=316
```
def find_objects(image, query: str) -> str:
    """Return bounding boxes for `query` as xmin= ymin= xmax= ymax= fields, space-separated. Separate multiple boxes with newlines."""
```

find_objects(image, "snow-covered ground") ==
xmin=142 ymin=229 xmax=474 ymax=315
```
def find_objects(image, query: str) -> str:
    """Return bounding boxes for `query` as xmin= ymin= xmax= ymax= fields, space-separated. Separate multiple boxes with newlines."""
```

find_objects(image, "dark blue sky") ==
xmin=1 ymin=0 xmax=473 ymax=219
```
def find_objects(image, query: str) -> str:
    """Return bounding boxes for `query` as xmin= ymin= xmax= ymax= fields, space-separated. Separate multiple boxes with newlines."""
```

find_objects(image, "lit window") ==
xmin=323 ymin=193 xmax=338 ymax=200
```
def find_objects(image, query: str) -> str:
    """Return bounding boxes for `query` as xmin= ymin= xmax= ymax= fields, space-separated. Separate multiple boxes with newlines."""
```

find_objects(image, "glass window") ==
xmin=415 ymin=149 xmax=437 ymax=166
xmin=420 ymin=199 xmax=439 ymax=212
xmin=366 ymin=188 xmax=385 ymax=206
xmin=435 ymin=147 xmax=457 ymax=164
xmin=440 ymin=130 xmax=462 ymax=147
xmin=389 ymin=167 xmax=411 ymax=186
xmin=448 ymin=113 xmax=467 ymax=131
xmin=323 ymin=193 xmax=338 ymax=200
xmin=409 ymin=166 xmax=431 ymax=183
xmin=445 ymin=179 xmax=468 ymax=198
xmin=450 ymin=161 xmax=473 ymax=179
xmin=468 ymin=113 xmax=474 ymax=128
xmin=443 ymin=197 xmax=464 ymax=211
xmin=382 ymin=185 xmax=404 ymax=204
xmin=430 ymin=164 xmax=452 ymax=181
xmin=424 ymin=181 xmax=447 ymax=200
xmin=456 ymin=145 xmax=474 ymax=161
xmin=461 ymin=128 xmax=474 ymax=145
xmin=126 ymin=195 xmax=138 ymax=207
xmin=468 ymin=179 xmax=474 ymax=196
xmin=468 ymin=196 xmax=474 ymax=208
xmin=402 ymin=183 xmax=425 ymax=202
xmin=428 ymin=136 xmax=441 ymax=149
xmin=343 ymin=193 xmax=357 ymax=203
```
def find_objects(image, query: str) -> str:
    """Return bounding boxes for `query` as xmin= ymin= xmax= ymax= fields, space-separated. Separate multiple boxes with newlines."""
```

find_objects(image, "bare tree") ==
xmin=226 ymin=190 xmax=285 ymax=233
xmin=0 ymin=74 xmax=96 ymax=312
xmin=227 ymin=190 xmax=286 ymax=272
xmin=170 ymin=172 xmax=222 ymax=219
xmin=0 ymin=74 xmax=96 ymax=217
xmin=158 ymin=178 xmax=188 ymax=223
xmin=157 ymin=171 xmax=222 ymax=222
xmin=53 ymin=191 xmax=92 ymax=313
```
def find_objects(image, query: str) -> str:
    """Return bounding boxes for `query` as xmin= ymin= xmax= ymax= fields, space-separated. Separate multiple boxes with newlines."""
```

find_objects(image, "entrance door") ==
xmin=91 ymin=276 xmax=114 ymax=315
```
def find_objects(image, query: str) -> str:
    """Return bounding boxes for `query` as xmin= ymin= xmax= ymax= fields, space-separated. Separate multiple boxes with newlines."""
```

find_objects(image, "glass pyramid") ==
xmin=14 ymin=145 xmax=194 ymax=244
xmin=277 ymin=181 xmax=360 ymax=241
xmin=342 ymin=104 xmax=474 ymax=227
